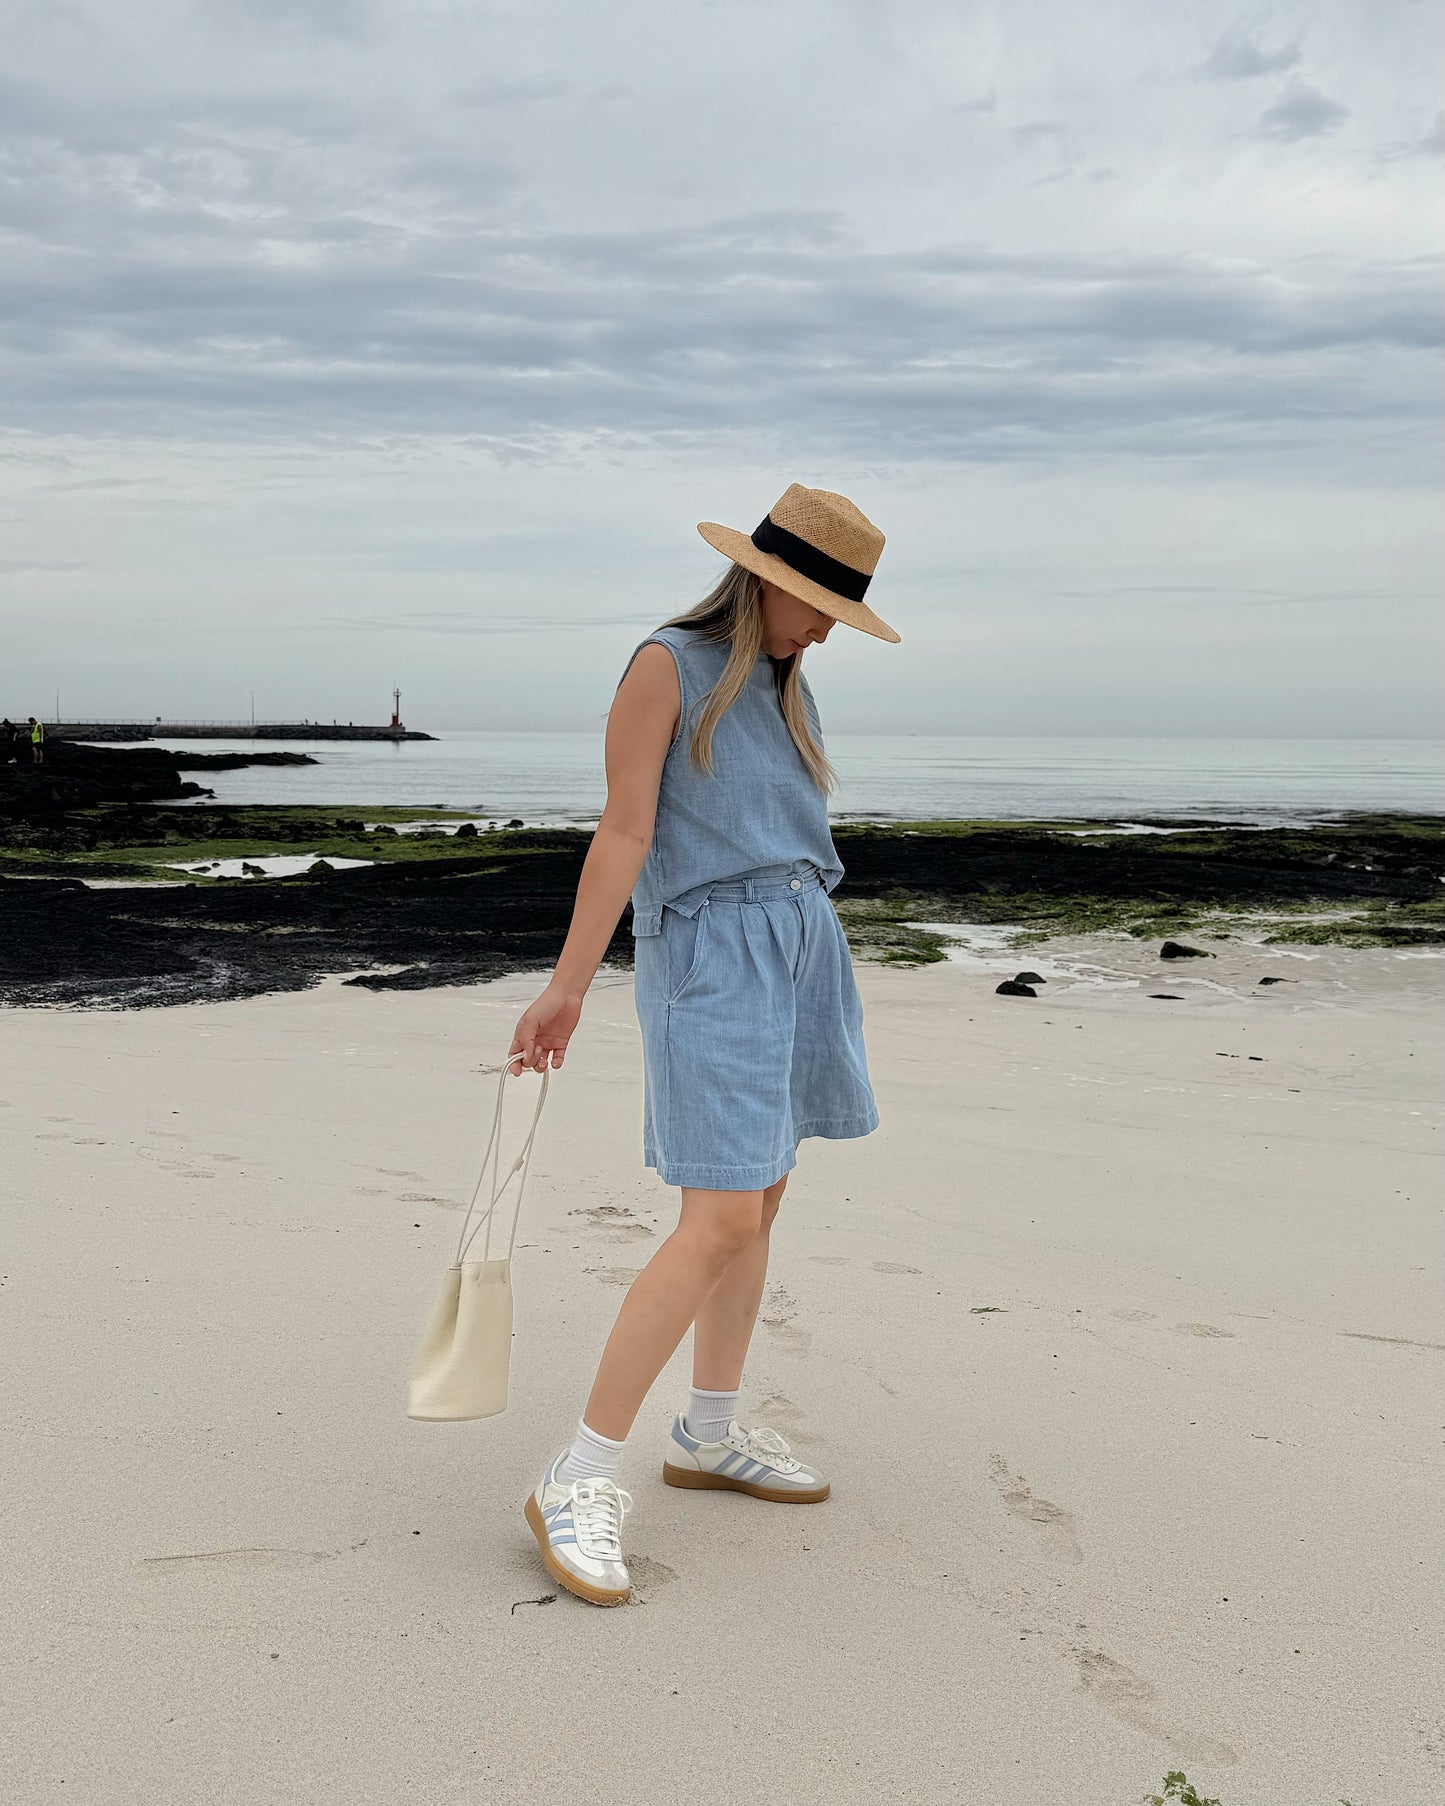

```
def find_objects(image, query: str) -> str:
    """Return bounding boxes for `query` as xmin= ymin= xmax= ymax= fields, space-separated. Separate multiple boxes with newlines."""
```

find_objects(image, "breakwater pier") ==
xmin=37 ymin=722 xmax=436 ymax=743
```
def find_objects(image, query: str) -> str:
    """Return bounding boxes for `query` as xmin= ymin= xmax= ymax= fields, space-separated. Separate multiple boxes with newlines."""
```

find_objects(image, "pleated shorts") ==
xmin=633 ymin=861 xmax=880 ymax=1190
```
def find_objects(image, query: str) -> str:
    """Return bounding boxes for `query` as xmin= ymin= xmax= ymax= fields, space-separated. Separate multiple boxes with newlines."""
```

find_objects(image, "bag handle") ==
xmin=454 ymin=1057 xmax=551 ymax=1267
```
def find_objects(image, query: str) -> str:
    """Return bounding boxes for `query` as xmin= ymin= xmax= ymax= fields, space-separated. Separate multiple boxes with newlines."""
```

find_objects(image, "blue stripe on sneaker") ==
xmin=672 ymin=1415 xmax=701 ymax=1453
xmin=718 ymin=1451 xmax=746 ymax=1476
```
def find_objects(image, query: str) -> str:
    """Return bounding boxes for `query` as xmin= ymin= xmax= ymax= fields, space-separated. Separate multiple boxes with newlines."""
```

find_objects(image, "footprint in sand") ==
xmin=988 ymin=1456 xmax=1082 ymax=1564
xmin=760 ymin=1285 xmax=813 ymax=1355
xmin=871 ymin=1261 xmax=921 ymax=1275
xmin=569 ymin=1205 xmax=654 ymax=1244
xmin=584 ymin=1266 xmax=642 ymax=1288
xmin=808 ymin=1255 xmax=848 ymax=1266
xmin=1110 ymin=1308 xmax=1156 ymax=1323
xmin=377 ymin=1167 xmax=425 ymax=1181
xmin=626 ymin=1555 xmax=678 ymax=1602
xmin=1174 ymin=1323 xmax=1236 ymax=1339
xmin=754 ymin=1393 xmax=822 ymax=1448
xmin=1071 ymin=1648 xmax=1238 ymax=1765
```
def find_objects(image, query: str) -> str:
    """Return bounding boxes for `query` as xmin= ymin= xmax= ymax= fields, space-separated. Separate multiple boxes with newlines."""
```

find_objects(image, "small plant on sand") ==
xmin=1144 ymin=1777 xmax=1220 ymax=1806
xmin=1141 ymin=1773 xmax=1361 ymax=1805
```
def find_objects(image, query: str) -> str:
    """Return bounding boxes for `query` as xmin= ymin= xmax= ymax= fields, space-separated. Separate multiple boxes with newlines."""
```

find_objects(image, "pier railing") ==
xmin=29 ymin=720 xmax=433 ymax=742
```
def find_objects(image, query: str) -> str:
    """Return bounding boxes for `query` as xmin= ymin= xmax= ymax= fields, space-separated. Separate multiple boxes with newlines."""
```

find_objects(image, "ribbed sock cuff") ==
xmin=556 ymin=1417 xmax=626 ymax=1486
xmin=685 ymin=1386 xmax=739 ymax=1445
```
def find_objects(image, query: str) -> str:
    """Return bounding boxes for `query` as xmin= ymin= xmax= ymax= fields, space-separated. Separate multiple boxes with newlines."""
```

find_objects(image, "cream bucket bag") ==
xmin=407 ymin=1058 xmax=550 ymax=1422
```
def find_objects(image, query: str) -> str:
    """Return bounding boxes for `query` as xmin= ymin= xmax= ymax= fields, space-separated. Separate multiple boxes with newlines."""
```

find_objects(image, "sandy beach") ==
xmin=2 ymin=936 xmax=1440 ymax=1805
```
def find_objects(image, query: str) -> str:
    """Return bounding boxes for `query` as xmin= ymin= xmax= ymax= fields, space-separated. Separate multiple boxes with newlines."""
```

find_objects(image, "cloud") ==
xmin=1199 ymin=30 xmax=1302 ymax=80
xmin=1012 ymin=120 xmax=1072 ymax=156
xmin=0 ymin=189 xmax=1437 ymax=478
xmin=1380 ymin=110 xmax=1445 ymax=161
xmin=1254 ymin=81 xmax=1349 ymax=142
xmin=0 ymin=0 xmax=1437 ymax=744
xmin=203 ymin=0 xmax=371 ymax=39
xmin=451 ymin=76 xmax=576 ymax=107
xmin=326 ymin=610 xmax=666 ymax=632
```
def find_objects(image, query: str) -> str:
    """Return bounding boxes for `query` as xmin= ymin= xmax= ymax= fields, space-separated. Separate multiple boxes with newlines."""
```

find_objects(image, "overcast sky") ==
xmin=2 ymin=0 xmax=1441 ymax=736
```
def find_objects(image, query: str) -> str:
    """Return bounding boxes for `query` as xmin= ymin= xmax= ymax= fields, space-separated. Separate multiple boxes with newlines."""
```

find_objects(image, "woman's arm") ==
xmin=506 ymin=643 xmax=680 ymax=1074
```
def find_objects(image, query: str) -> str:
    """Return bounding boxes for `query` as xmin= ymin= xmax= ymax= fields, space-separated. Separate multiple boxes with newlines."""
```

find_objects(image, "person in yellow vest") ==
xmin=29 ymin=716 xmax=45 ymax=764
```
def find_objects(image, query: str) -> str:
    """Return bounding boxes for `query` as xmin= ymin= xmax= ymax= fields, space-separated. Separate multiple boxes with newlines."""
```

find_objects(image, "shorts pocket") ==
xmin=663 ymin=902 xmax=711 ymax=1006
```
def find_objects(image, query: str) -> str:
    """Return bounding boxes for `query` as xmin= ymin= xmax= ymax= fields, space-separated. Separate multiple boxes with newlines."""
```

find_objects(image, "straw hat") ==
xmin=698 ymin=484 xmax=900 ymax=643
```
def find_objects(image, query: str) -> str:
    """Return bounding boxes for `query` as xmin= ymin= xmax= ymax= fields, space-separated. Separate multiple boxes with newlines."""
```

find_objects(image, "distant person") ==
xmin=1 ymin=719 xmax=14 ymax=763
xmin=505 ymin=485 xmax=899 ymax=1606
xmin=29 ymin=716 xmax=44 ymax=764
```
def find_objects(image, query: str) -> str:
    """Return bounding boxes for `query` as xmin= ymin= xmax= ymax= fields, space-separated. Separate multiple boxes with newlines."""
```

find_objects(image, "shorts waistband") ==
xmin=705 ymin=863 xmax=826 ymax=904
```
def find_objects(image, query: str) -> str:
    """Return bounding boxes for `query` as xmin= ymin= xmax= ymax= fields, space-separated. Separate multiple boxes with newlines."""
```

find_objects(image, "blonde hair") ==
xmin=660 ymin=564 xmax=836 ymax=792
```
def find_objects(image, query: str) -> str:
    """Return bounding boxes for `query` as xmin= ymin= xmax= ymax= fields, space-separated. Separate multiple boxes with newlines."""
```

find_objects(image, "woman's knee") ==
xmin=758 ymin=1166 xmax=789 ymax=1232
xmin=678 ymin=1190 xmax=766 ymax=1263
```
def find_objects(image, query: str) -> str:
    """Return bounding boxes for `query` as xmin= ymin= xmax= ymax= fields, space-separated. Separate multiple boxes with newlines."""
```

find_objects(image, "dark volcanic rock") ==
xmin=1257 ymin=975 xmax=1294 ymax=985
xmin=995 ymin=980 xmax=1037 ymax=997
xmin=1159 ymin=940 xmax=1211 ymax=959
xmin=1149 ymin=992 xmax=1184 ymax=1000
xmin=0 ymin=740 xmax=312 ymax=817
xmin=0 ymin=835 xmax=634 ymax=1010
xmin=172 ymin=750 xmax=315 ymax=772
xmin=1014 ymin=970 xmax=1046 ymax=984
xmin=3 ymin=815 xmax=1440 ymax=1012
xmin=832 ymin=822 xmax=1441 ymax=913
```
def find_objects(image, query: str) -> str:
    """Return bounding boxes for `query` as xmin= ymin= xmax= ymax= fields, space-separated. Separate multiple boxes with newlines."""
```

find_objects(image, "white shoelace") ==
xmin=733 ymin=1423 xmax=801 ymax=1474
xmin=569 ymin=1478 xmax=633 ymax=1561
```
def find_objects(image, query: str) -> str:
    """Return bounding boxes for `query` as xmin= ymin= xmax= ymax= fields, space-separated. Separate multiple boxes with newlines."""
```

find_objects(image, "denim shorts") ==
xmin=633 ymin=861 xmax=880 ymax=1190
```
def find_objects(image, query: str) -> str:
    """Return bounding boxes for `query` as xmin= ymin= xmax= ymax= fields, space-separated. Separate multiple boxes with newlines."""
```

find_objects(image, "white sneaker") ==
xmin=524 ymin=1453 xmax=633 ymax=1607
xmin=662 ymin=1413 xmax=830 ymax=1503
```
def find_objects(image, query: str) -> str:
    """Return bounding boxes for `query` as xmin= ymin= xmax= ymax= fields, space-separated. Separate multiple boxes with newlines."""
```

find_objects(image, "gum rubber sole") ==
xmin=662 ymin=1461 xmax=830 ymax=1504
xmin=523 ymin=1493 xmax=631 ymax=1607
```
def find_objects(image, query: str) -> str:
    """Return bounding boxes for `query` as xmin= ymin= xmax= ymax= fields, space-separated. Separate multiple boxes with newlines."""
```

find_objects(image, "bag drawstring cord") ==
xmin=455 ymin=1058 xmax=551 ymax=1268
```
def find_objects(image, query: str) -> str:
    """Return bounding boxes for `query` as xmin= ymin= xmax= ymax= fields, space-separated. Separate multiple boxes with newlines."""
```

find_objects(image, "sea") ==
xmin=139 ymin=733 xmax=1444 ymax=828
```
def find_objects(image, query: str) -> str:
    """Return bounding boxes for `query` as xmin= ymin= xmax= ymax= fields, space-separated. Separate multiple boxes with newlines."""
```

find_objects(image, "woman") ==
xmin=507 ymin=483 xmax=900 ymax=1606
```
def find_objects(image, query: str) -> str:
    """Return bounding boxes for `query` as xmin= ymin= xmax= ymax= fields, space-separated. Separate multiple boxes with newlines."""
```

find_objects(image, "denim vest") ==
xmin=619 ymin=625 xmax=845 ymax=937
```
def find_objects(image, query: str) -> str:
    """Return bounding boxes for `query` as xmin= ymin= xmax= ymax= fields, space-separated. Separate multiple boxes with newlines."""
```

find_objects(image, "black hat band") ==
xmin=750 ymin=515 xmax=872 ymax=603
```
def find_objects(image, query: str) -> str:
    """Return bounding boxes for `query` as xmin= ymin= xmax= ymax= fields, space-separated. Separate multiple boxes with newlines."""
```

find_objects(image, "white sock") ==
xmin=555 ymin=1418 xmax=625 ymax=1487
xmin=685 ymin=1386 xmax=739 ymax=1444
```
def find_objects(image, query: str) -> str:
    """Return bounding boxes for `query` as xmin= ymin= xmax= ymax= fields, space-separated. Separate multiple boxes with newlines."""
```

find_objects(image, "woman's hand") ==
xmin=506 ymin=983 xmax=583 ymax=1074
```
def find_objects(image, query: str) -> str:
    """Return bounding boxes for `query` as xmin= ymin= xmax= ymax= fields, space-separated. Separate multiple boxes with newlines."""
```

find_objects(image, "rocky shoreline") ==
xmin=1 ymin=736 xmax=316 ymax=815
xmin=1 ymin=742 xmax=1440 ymax=1009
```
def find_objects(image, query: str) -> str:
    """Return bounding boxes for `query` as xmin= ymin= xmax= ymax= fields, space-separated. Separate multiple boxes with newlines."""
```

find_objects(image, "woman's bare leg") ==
xmin=691 ymin=1170 xmax=788 ymax=1390
xmin=580 ymin=1187 xmax=766 ymax=1441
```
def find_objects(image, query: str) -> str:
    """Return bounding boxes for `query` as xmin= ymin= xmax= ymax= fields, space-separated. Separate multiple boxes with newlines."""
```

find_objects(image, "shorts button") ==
xmin=789 ymin=877 xmax=802 ymax=889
